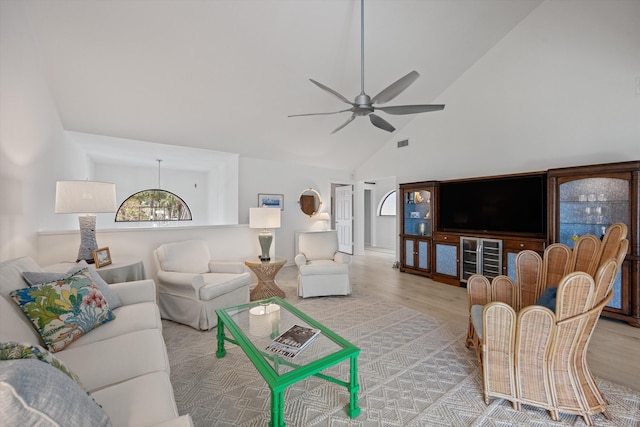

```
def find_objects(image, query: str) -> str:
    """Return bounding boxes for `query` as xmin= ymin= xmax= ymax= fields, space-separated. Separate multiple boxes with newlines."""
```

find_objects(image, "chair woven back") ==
xmin=592 ymin=258 xmax=620 ymax=308
xmin=514 ymin=305 xmax=555 ymax=408
xmin=555 ymin=271 xmax=595 ymax=322
xmin=482 ymin=302 xmax=517 ymax=400
xmin=541 ymin=243 xmax=572 ymax=293
xmin=491 ymin=276 xmax=517 ymax=307
xmin=515 ymin=250 xmax=542 ymax=310
xmin=599 ymin=223 xmax=628 ymax=266
xmin=571 ymin=235 xmax=601 ymax=275
xmin=551 ymin=272 xmax=597 ymax=410
xmin=467 ymin=274 xmax=491 ymax=308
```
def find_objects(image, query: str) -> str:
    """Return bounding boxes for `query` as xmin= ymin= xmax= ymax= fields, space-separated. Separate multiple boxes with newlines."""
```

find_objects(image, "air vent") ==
xmin=397 ymin=139 xmax=409 ymax=148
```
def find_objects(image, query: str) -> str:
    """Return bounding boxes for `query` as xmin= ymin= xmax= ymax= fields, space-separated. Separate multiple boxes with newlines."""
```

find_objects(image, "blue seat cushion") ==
xmin=536 ymin=287 xmax=557 ymax=312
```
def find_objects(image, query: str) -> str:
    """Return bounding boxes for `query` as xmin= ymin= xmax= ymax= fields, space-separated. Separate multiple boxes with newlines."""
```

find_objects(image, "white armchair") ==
xmin=294 ymin=231 xmax=351 ymax=298
xmin=153 ymin=240 xmax=251 ymax=330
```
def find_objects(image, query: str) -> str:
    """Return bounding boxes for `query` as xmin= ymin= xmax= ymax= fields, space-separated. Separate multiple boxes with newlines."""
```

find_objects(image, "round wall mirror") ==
xmin=298 ymin=188 xmax=322 ymax=217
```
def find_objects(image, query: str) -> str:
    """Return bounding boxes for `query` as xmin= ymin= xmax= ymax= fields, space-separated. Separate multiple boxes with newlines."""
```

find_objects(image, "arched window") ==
xmin=378 ymin=190 xmax=397 ymax=216
xmin=115 ymin=189 xmax=192 ymax=222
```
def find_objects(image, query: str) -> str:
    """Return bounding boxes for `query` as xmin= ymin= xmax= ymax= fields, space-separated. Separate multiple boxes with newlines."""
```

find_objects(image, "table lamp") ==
xmin=316 ymin=212 xmax=331 ymax=230
xmin=55 ymin=180 xmax=117 ymax=263
xmin=249 ymin=207 xmax=281 ymax=261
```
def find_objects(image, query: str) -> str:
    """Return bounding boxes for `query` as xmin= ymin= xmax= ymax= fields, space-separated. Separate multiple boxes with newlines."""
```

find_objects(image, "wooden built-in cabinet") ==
xmin=399 ymin=160 xmax=639 ymax=327
xmin=548 ymin=160 xmax=639 ymax=327
xmin=399 ymin=182 xmax=436 ymax=277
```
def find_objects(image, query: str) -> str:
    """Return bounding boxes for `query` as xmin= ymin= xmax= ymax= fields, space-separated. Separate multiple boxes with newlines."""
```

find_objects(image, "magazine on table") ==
xmin=265 ymin=324 xmax=321 ymax=359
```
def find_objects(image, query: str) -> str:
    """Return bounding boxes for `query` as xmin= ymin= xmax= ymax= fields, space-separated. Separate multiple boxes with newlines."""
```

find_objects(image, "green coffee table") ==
xmin=215 ymin=297 xmax=360 ymax=426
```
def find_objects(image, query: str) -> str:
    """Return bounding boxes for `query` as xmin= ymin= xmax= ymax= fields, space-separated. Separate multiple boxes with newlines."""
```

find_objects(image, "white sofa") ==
xmin=0 ymin=256 xmax=192 ymax=427
xmin=153 ymin=240 xmax=251 ymax=330
xmin=295 ymin=230 xmax=351 ymax=298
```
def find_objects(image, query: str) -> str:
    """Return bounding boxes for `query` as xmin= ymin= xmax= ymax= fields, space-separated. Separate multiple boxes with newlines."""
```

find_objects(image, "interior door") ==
xmin=335 ymin=185 xmax=353 ymax=254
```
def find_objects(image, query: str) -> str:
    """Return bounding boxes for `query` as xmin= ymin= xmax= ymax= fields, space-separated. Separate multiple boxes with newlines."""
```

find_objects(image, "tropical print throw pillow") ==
xmin=10 ymin=269 xmax=115 ymax=352
xmin=0 ymin=341 xmax=85 ymax=389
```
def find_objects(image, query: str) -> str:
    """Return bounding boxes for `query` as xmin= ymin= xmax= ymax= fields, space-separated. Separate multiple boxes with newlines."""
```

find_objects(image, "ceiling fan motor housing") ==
xmin=354 ymin=94 xmax=374 ymax=115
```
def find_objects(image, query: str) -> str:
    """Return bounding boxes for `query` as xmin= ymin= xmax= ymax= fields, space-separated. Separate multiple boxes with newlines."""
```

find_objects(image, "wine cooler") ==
xmin=460 ymin=237 xmax=502 ymax=283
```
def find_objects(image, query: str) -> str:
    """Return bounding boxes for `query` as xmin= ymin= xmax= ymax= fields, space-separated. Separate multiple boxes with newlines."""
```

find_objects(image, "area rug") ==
xmin=162 ymin=277 xmax=640 ymax=426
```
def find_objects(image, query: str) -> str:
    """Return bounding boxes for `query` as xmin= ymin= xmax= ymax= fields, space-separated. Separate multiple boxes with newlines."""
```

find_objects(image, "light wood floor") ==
xmin=346 ymin=248 xmax=640 ymax=392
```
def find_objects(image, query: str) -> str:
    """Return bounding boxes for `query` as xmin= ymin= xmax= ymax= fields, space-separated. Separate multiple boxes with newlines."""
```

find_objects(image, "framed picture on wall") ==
xmin=93 ymin=247 xmax=112 ymax=268
xmin=258 ymin=193 xmax=284 ymax=210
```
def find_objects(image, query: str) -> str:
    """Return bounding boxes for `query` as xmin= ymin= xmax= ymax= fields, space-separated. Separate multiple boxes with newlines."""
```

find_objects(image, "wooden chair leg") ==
xmin=465 ymin=316 xmax=474 ymax=348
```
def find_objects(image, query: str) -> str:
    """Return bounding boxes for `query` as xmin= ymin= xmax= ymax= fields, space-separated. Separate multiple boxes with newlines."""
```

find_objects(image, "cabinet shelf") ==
xmin=560 ymin=200 xmax=628 ymax=204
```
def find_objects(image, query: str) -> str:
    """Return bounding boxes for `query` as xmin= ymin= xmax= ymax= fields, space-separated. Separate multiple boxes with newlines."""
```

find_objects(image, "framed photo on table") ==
xmin=93 ymin=247 xmax=112 ymax=268
xmin=258 ymin=193 xmax=284 ymax=210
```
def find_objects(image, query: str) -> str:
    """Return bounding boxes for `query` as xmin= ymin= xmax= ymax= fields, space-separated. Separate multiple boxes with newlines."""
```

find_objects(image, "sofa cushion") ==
xmin=63 ymin=301 xmax=162 ymax=348
xmin=0 ymin=359 xmax=111 ymax=427
xmin=198 ymin=273 xmax=251 ymax=300
xmin=0 ymin=294 xmax=42 ymax=345
xmin=0 ymin=256 xmax=42 ymax=296
xmin=92 ymin=372 xmax=180 ymax=427
xmin=10 ymin=269 xmax=115 ymax=352
xmin=471 ymin=304 xmax=484 ymax=340
xmin=299 ymin=260 xmax=349 ymax=276
xmin=23 ymin=260 xmax=122 ymax=309
xmin=55 ymin=328 xmax=170 ymax=392
xmin=0 ymin=341 xmax=84 ymax=388
xmin=156 ymin=240 xmax=211 ymax=273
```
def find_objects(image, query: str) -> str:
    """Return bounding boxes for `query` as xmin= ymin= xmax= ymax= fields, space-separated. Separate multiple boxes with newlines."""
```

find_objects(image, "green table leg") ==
xmin=216 ymin=317 xmax=226 ymax=358
xmin=270 ymin=388 xmax=285 ymax=427
xmin=347 ymin=355 xmax=361 ymax=417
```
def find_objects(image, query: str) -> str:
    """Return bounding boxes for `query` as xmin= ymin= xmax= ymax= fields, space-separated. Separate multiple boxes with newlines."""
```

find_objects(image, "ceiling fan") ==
xmin=289 ymin=0 xmax=444 ymax=134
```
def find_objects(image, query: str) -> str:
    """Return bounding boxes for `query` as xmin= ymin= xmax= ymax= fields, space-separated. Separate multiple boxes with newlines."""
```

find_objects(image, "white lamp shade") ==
xmin=55 ymin=181 xmax=117 ymax=214
xmin=249 ymin=207 xmax=281 ymax=229
xmin=316 ymin=212 xmax=331 ymax=221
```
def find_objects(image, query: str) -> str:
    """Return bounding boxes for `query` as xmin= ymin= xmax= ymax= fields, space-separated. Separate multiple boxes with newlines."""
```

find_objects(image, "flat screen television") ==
xmin=439 ymin=174 xmax=547 ymax=235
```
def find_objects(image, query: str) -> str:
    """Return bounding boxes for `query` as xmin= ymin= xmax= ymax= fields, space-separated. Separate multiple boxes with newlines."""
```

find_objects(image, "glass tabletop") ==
xmin=217 ymin=297 xmax=357 ymax=376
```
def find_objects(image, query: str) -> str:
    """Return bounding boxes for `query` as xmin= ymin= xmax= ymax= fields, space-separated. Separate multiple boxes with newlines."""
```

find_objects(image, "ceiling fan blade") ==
xmin=309 ymin=79 xmax=354 ymax=105
xmin=369 ymin=114 xmax=395 ymax=133
xmin=371 ymin=71 xmax=420 ymax=105
xmin=376 ymin=104 xmax=445 ymax=115
xmin=331 ymin=115 xmax=356 ymax=134
xmin=289 ymin=108 xmax=352 ymax=118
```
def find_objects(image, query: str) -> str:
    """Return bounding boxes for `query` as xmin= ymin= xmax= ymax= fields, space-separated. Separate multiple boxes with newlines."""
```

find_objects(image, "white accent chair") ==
xmin=153 ymin=240 xmax=251 ymax=330
xmin=294 ymin=231 xmax=351 ymax=298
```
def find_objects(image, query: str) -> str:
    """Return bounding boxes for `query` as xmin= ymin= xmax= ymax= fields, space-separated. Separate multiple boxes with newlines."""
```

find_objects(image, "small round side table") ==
xmin=245 ymin=257 xmax=287 ymax=301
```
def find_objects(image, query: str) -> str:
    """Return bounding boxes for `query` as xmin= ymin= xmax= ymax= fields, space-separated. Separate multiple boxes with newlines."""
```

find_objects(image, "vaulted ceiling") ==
xmin=23 ymin=0 xmax=542 ymax=171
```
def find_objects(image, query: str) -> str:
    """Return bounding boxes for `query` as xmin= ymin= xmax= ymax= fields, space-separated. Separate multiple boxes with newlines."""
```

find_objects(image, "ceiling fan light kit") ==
xmin=289 ymin=0 xmax=444 ymax=134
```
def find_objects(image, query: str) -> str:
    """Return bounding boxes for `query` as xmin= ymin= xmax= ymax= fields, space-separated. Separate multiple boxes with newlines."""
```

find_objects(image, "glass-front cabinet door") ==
xmin=557 ymin=177 xmax=629 ymax=312
xmin=558 ymin=177 xmax=629 ymax=246
xmin=402 ymin=189 xmax=432 ymax=237
xmin=399 ymin=182 xmax=436 ymax=277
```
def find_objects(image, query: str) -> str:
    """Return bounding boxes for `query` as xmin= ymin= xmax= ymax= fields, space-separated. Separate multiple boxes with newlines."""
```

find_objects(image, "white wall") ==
xmin=239 ymin=156 xmax=352 ymax=262
xmin=0 ymin=1 xmax=88 ymax=261
xmin=369 ymin=177 xmax=397 ymax=250
xmin=356 ymin=0 xmax=640 ymax=184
